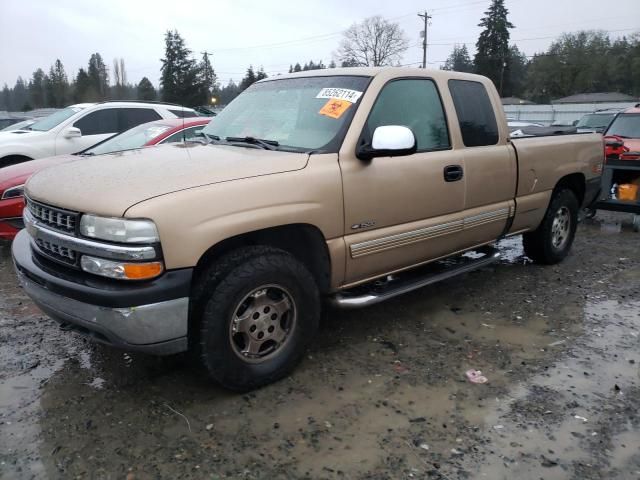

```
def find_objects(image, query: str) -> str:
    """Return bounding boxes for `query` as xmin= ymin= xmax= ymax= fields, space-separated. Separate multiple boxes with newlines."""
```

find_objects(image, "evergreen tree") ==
xmin=74 ymin=68 xmax=91 ymax=103
xmin=328 ymin=60 xmax=337 ymax=68
xmin=137 ymin=77 xmax=157 ymax=101
xmin=12 ymin=77 xmax=28 ymax=111
xmin=474 ymin=0 xmax=514 ymax=96
xmin=239 ymin=65 xmax=257 ymax=90
xmin=1 ymin=84 xmax=10 ymax=110
xmin=218 ymin=79 xmax=241 ymax=105
xmin=160 ymin=30 xmax=200 ymax=106
xmin=29 ymin=68 xmax=47 ymax=108
xmin=256 ymin=67 xmax=268 ymax=81
xmin=47 ymin=59 xmax=69 ymax=107
xmin=198 ymin=52 xmax=217 ymax=104
xmin=293 ymin=62 xmax=302 ymax=72
xmin=87 ymin=53 xmax=109 ymax=100
xmin=441 ymin=45 xmax=474 ymax=73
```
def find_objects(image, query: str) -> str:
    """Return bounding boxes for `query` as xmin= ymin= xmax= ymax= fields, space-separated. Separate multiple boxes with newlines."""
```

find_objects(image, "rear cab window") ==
xmin=448 ymin=80 xmax=499 ymax=147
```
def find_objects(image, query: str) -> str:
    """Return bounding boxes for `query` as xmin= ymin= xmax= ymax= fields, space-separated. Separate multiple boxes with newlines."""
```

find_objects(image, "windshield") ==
xmin=29 ymin=106 xmax=85 ymax=131
xmin=201 ymin=75 xmax=370 ymax=153
xmin=577 ymin=113 xmax=616 ymax=129
xmin=606 ymin=114 xmax=640 ymax=138
xmin=85 ymin=123 xmax=172 ymax=155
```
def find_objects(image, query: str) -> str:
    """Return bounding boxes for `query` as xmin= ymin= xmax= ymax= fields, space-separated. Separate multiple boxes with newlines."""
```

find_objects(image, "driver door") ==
xmin=340 ymin=78 xmax=466 ymax=284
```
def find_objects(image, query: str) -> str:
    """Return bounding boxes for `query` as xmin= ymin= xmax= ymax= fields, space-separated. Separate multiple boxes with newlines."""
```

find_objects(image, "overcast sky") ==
xmin=1 ymin=0 xmax=638 ymax=88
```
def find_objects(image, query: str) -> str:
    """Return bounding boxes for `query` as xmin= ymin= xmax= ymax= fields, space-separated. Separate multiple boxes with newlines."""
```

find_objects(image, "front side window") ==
xmin=577 ymin=113 xmax=616 ymax=129
xmin=606 ymin=114 xmax=640 ymax=138
xmin=30 ymin=106 xmax=85 ymax=131
xmin=73 ymin=109 xmax=119 ymax=136
xmin=448 ymin=80 xmax=499 ymax=147
xmin=364 ymin=78 xmax=450 ymax=151
xmin=201 ymin=75 xmax=370 ymax=153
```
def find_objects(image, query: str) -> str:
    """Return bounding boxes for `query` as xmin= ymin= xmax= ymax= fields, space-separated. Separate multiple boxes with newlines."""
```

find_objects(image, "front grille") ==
xmin=27 ymin=198 xmax=78 ymax=234
xmin=34 ymin=238 xmax=78 ymax=266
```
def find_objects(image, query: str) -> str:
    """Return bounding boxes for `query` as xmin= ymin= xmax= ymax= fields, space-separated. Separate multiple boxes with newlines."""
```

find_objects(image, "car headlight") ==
xmin=1 ymin=184 xmax=25 ymax=200
xmin=79 ymin=215 xmax=159 ymax=244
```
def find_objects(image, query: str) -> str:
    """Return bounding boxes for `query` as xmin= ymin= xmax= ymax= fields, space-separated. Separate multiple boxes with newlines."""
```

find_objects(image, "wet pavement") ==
xmin=1 ymin=212 xmax=639 ymax=480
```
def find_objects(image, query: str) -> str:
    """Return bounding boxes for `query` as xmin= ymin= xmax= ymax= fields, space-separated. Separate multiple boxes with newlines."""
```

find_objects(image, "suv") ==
xmin=576 ymin=108 xmax=621 ymax=133
xmin=0 ymin=101 xmax=197 ymax=167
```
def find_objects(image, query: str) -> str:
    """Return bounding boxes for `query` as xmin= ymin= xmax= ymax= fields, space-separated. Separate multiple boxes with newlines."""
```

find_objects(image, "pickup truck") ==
xmin=12 ymin=68 xmax=603 ymax=391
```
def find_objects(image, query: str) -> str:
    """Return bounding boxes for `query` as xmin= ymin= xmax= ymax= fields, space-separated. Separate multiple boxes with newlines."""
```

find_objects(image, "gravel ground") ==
xmin=0 ymin=212 xmax=639 ymax=480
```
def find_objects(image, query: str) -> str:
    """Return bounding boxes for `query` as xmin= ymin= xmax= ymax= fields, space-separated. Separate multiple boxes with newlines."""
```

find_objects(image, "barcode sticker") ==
xmin=316 ymin=88 xmax=363 ymax=103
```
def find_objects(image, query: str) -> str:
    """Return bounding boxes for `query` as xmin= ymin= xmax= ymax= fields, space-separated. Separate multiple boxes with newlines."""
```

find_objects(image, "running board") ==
xmin=329 ymin=248 xmax=500 ymax=309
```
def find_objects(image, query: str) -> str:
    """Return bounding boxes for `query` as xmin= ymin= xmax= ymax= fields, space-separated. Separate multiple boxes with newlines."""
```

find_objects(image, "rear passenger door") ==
xmin=447 ymin=79 xmax=516 ymax=248
xmin=118 ymin=108 xmax=162 ymax=132
xmin=340 ymin=78 xmax=466 ymax=284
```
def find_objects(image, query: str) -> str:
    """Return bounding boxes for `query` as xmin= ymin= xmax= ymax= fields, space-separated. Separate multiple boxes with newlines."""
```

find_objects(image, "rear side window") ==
xmin=74 ymin=109 xmax=119 ymax=135
xmin=365 ymin=79 xmax=450 ymax=151
xmin=169 ymin=109 xmax=196 ymax=118
xmin=161 ymin=126 xmax=205 ymax=144
xmin=118 ymin=108 xmax=162 ymax=131
xmin=448 ymin=80 xmax=499 ymax=147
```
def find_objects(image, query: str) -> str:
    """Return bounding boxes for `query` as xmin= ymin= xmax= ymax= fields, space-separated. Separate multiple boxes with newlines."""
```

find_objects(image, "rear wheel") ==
xmin=523 ymin=189 xmax=579 ymax=264
xmin=194 ymin=246 xmax=320 ymax=391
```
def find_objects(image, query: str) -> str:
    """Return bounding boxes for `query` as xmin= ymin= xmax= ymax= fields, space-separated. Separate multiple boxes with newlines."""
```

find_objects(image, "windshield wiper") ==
xmin=225 ymin=136 xmax=279 ymax=150
xmin=200 ymin=132 xmax=221 ymax=144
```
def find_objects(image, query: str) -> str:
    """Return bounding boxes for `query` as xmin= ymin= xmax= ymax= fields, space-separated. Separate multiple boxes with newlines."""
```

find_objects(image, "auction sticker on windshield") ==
xmin=319 ymin=99 xmax=352 ymax=119
xmin=316 ymin=88 xmax=363 ymax=103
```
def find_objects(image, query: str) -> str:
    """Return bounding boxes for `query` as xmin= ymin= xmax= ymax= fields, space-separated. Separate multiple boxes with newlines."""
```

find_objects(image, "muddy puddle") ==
xmin=1 ymin=213 xmax=639 ymax=479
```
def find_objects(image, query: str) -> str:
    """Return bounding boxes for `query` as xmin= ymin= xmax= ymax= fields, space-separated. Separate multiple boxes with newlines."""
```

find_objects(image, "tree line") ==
xmin=2 ymin=1 xmax=639 ymax=112
xmin=440 ymin=0 xmax=640 ymax=101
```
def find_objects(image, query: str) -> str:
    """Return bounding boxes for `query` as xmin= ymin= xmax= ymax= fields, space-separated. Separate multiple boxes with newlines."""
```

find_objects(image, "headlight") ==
xmin=81 ymin=255 xmax=163 ymax=280
xmin=79 ymin=215 xmax=159 ymax=244
xmin=1 ymin=184 xmax=25 ymax=200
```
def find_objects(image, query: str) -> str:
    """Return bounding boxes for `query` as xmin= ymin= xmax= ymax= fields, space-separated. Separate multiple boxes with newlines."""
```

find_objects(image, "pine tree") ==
xmin=442 ymin=45 xmax=474 ymax=73
xmin=474 ymin=0 xmax=514 ymax=96
xmin=46 ymin=60 xmax=68 ymax=107
xmin=1 ymin=84 xmax=10 ymax=110
xmin=13 ymin=77 xmax=28 ymax=111
xmin=29 ymin=68 xmax=47 ymax=108
xmin=87 ymin=53 xmax=109 ymax=100
xmin=198 ymin=52 xmax=217 ymax=104
xmin=74 ymin=68 xmax=91 ymax=103
xmin=293 ymin=63 xmax=302 ymax=72
xmin=137 ymin=77 xmax=157 ymax=101
xmin=239 ymin=65 xmax=257 ymax=91
xmin=160 ymin=30 xmax=201 ymax=106
xmin=328 ymin=60 xmax=337 ymax=68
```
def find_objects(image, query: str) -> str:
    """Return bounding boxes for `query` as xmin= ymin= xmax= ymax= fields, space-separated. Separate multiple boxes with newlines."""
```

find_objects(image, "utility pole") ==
xmin=418 ymin=10 xmax=432 ymax=68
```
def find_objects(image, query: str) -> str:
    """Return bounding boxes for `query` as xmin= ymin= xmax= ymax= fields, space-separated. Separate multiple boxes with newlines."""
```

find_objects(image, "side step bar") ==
xmin=329 ymin=248 xmax=500 ymax=309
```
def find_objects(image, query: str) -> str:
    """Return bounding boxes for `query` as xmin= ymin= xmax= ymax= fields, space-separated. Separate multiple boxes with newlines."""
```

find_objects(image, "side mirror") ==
xmin=356 ymin=125 xmax=417 ymax=160
xmin=63 ymin=127 xmax=82 ymax=139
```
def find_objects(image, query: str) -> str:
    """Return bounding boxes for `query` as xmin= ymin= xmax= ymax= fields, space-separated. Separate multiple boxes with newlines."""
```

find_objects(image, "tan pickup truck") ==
xmin=13 ymin=68 xmax=603 ymax=390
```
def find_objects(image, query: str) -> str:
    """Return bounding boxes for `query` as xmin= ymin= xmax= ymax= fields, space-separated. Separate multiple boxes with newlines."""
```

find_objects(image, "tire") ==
xmin=633 ymin=215 xmax=640 ymax=233
xmin=194 ymin=246 xmax=320 ymax=391
xmin=523 ymin=189 xmax=579 ymax=264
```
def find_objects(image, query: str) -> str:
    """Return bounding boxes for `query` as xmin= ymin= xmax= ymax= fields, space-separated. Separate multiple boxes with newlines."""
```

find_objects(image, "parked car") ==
xmin=13 ymin=68 xmax=603 ymax=391
xmin=0 ymin=101 xmax=198 ymax=168
xmin=603 ymin=105 xmax=640 ymax=158
xmin=0 ymin=119 xmax=36 ymax=132
xmin=576 ymin=109 xmax=621 ymax=133
xmin=0 ymin=118 xmax=210 ymax=240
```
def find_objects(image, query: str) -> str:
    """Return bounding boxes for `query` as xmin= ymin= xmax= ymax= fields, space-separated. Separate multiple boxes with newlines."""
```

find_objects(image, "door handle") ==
xmin=444 ymin=165 xmax=464 ymax=182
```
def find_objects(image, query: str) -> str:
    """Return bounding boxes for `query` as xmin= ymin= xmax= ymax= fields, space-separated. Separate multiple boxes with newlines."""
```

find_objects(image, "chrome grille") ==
xmin=34 ymin=238 xmax=78 ymax=266
xmin=26 ymin=198 xmax=78 ymax=234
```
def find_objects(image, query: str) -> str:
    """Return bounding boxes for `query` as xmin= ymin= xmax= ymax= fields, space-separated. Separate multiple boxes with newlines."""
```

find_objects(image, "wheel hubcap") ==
xmin=551 ymin=206 xmax=571 ymax=249
xmin=229 ymin=285 xmax=296 ymax=363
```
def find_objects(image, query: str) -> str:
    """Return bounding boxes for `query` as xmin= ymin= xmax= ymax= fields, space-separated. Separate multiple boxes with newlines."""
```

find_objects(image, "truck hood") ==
xmin=25 ymin=143 xmax=310 ymax=216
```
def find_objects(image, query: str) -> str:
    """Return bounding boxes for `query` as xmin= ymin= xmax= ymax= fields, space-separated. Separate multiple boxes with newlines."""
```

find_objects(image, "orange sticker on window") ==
xmin=319 ymin=98 xmax=351 ymax=119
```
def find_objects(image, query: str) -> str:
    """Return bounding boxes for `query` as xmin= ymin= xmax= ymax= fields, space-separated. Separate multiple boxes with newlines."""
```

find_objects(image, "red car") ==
xmin=0 ymin=117 xmax=210 ymax=240
xmin=604 ymin=105 xmax=640 ymax=160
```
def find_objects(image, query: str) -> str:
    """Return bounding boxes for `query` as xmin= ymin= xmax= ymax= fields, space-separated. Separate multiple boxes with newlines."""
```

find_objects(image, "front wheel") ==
xmin=523 ymin=189 xmax=579 ymax=264
xmin=195 ymin=246 xmax=320 ymax=391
